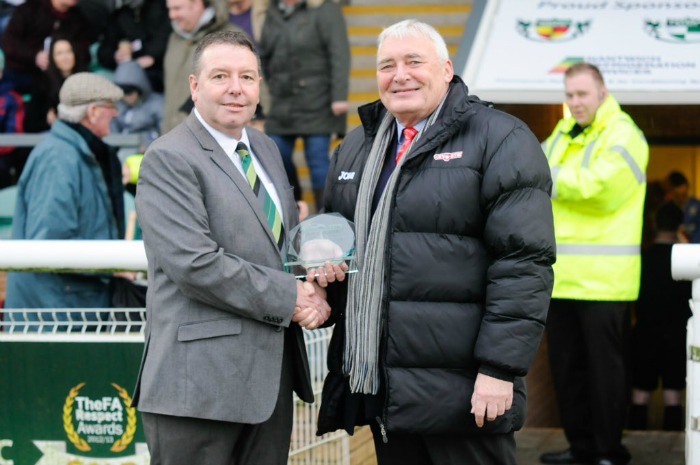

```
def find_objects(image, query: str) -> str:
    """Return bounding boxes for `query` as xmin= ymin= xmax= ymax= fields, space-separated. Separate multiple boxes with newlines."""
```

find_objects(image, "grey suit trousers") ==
xmin=142 ymin=330 xmax=295 ymax=465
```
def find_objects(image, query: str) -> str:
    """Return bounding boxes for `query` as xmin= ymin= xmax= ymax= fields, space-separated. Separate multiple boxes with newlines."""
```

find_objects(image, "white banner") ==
xmin=461 ymin=0 xmax=700 ymax=103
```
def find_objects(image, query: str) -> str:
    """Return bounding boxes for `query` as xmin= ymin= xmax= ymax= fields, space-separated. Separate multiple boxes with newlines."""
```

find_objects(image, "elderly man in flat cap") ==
xmin=6 ymin=72 xmax=128 ymax=328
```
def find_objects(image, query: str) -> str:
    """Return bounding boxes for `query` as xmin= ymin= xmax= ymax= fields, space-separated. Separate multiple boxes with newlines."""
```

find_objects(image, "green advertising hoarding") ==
xmin=0 ymin=337 xmax=148 ymax=465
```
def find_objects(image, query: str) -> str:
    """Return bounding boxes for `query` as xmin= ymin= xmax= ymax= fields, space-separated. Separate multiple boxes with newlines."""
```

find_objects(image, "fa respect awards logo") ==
xmin=63 ymin=383 xmax=136 ymax=453
xmin=28 ymin=382 xmax=149 ymax=465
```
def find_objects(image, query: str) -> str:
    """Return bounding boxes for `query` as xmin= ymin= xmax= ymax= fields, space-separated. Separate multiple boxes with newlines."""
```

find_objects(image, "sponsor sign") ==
xmin=0 ymin=341 xmax=148 ymax=465
xmin=458 ymin=0 xmax=700 ymax=103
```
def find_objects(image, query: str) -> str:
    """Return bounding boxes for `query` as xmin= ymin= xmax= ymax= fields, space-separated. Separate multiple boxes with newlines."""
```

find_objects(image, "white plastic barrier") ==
xmin=0 ymin=239 xmax=349 ymax=464
xmin=689 ymin=312 xmax=700 ymax=465
xmin=671 ymin=244 xmax=700 ymax=465
xmin=0 ymin=240 xmax=147 ymax=272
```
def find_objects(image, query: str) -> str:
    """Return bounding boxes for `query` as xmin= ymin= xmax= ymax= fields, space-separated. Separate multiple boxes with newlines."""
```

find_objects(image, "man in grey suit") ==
xmin=132 ymin=30 xmax=339 ymax=465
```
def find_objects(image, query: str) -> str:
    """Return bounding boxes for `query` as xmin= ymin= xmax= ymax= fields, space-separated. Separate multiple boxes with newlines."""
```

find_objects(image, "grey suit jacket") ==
xmin=132 ymin=112 xmax=313 ymax=424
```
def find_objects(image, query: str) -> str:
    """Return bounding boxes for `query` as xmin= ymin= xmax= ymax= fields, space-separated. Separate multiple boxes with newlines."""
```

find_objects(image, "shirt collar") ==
xmin=194 ymin=108 xmax=251 ymax=155
xmin=395 ymin=118 xmax=428 ymax=141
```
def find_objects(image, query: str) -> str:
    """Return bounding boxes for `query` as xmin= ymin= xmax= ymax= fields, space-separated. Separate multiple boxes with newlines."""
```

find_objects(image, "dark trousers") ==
xmin=369 ymin=424 xmax=516 ymax=465
xmin=141 ymin=340 xmax=294 ymax=465
xmin=547 ymin=299 xmax=631 ymax=461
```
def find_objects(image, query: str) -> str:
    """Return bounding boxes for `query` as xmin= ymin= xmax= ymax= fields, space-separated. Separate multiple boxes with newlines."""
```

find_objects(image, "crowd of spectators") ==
xmin=0 ymin=0 xmax=349 ymax=187
xmin=0 ymin=1 xmax=695 ymax=444
xmin=0 ymin=0 xmax=351 ymax=323
xmin=0 ymin=47 xmax=24 ymax=188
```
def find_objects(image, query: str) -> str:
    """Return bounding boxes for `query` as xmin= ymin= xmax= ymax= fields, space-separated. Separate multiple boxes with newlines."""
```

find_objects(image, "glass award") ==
xmin=285 ymin=213 xmax=357 ymax=278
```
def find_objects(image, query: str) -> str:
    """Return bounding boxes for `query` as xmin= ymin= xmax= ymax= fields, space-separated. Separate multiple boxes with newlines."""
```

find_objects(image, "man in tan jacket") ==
xmin=162 ymin=0 xmax=240 ymax=133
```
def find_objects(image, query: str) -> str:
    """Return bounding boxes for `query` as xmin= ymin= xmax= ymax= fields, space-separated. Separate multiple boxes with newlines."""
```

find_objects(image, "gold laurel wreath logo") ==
xmin=62 ymin=382 xmax=138 ymax=454
xmin=63 ymin=382 xmax=91 ymax=452
xmin=110 ymin=383 xmax=137 ymax=453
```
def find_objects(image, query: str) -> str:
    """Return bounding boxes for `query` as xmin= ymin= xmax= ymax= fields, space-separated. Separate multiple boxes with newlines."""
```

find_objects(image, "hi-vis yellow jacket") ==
xmin=542 ymin=95 xmax=648 ymax=301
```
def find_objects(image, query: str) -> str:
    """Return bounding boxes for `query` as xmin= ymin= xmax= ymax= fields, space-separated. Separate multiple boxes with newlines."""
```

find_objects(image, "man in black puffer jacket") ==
xmin=308 ymin=19 xmax=556 ymax=465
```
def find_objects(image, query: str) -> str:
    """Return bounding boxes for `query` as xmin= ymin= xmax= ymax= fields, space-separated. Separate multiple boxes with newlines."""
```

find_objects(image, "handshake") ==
xmin=293 ymin=281 xmax=330 ymax=330
xmin=292 ymin=261 xmax=348 ymax=330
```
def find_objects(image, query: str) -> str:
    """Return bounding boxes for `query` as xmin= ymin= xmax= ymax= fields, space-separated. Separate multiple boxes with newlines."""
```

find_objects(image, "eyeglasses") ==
xmin=94 ymin=102 xmax=117 ymax=111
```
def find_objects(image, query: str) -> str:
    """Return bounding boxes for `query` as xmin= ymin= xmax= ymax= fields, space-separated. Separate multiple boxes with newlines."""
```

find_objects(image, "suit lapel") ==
xmin=185 ymin=114 xmax=280 ymax=250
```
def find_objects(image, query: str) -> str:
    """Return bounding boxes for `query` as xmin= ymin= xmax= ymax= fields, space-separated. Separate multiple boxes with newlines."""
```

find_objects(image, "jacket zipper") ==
xmin=377 ymin=298 xmax=391 ymax=444
xmin=376 ymin=200 xmax=395 ymax=444
xmin=375 ymin=416 xmax=388 ymax=443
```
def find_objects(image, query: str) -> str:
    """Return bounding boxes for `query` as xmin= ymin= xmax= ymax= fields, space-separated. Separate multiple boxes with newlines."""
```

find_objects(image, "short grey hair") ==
xmin=57 ymin=103 xmax=90 ymax=123
xmin=377 ymin=19 xmax=449 ymax=64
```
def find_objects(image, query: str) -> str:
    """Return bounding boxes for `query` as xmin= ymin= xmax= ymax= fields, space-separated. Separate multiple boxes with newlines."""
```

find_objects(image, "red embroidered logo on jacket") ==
xmin=433 ymin=151 xmax=463 ymax=162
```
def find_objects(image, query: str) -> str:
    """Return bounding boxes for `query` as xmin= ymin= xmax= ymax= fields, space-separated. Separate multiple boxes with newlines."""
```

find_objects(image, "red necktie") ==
xmin=395 ymin=126 xmax=418 ymax=164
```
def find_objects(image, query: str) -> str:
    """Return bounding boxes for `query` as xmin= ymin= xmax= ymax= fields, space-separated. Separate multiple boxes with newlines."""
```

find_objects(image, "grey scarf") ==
xmin=343 ymin=100 xmax=444 ymax=394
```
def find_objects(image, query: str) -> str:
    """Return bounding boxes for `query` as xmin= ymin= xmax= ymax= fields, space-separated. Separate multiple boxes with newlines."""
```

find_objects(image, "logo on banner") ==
xmin=23 ymin=382 xmax=150 ymax=464
xmin=517 ymin=19 xmax=591 ymax=42
xmin=63 ymin=382 xmax=136 ymax=453
xmin=549 ymin=57 xmax=585 ymax=74
xmin=644 ymin=18 xmax=700 ymax=43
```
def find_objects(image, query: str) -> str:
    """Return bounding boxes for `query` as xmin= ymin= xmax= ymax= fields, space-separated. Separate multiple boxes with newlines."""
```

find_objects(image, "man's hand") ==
xmin=136 ymin=55 xmax=155 ymax=68
xmin=113 ymin=271 xmax=137 ymax=281
xmin=470 ymin=373 xmax=513 ymax=428
xmin=331 ymin=101 xmax=349 ymax=116
xmin=293 ymin=281 xmax=331 ymax=329
xmin=305 ymin=260 xmax=348 ymax=288
xmin=297 ymin=200 xmax=309 ymax=222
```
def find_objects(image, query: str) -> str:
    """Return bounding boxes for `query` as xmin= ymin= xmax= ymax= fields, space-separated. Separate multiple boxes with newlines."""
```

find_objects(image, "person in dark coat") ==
xmin=308 ymin=20 xmax=556 ymax=465
xmin=628 ymin=201 xmax=691 ymax=431
xmin=24 ymin=36 xmax=88 ymax=133
xmin=0 ymin=47 xmax=26 ymax=188
xmin=96 ymin=0 xmax=170 ymax=93
xmin=259 ymin=0 xmax=350 ymax=210
xmin=1 ymin=0 xmax=95 ymax=94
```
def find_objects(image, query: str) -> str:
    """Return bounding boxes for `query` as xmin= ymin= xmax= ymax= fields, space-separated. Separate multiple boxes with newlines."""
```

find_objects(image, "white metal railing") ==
xmin=291 ymin=328 xmax=350 ymax=465
xmin=0 ymin=240 xmax=349 ymax=463
xmin=0 ymin=308 xmax=146 ymax=339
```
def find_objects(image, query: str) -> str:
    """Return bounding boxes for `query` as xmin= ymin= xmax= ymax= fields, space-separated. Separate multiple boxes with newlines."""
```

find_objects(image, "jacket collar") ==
xmin=50 ymin=120 xmax=94 ymax=161
xmin=184 ymin=112 xmax=291 ymax=250
xmin=559 ymin=95 xmax=623 ymax=140
xmin=357 ymin=75 xmax=484 ymax=155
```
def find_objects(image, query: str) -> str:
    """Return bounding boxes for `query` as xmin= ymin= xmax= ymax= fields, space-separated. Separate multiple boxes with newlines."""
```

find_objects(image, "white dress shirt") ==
xmin=194 ymin=109 xmax=284 ymax=224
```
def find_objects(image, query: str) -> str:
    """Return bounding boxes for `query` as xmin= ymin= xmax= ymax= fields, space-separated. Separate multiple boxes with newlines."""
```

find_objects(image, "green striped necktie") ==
xmin=236 ymin=142 xmax=284 ymax=249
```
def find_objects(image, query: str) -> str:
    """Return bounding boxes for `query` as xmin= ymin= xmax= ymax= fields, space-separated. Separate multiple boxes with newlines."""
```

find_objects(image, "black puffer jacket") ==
xmin=317 ymin=76 xmax=556 ymax=437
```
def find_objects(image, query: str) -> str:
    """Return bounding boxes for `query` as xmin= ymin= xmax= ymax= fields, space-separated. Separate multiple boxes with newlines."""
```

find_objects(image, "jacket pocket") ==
xmin=177 ymin=318 xmax=242 ymax=342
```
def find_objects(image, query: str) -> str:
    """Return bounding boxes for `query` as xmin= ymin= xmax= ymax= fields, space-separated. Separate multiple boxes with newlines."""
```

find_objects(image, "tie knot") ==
xmin=236 ymin=142 xmax=250 ymax=159
xmin=403 ymin=127 xmax=418 ymax=142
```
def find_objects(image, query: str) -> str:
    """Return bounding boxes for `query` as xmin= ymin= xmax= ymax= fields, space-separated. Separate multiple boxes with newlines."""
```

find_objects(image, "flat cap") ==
xmin=59 ymin=72 xmax=124 ymax=107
